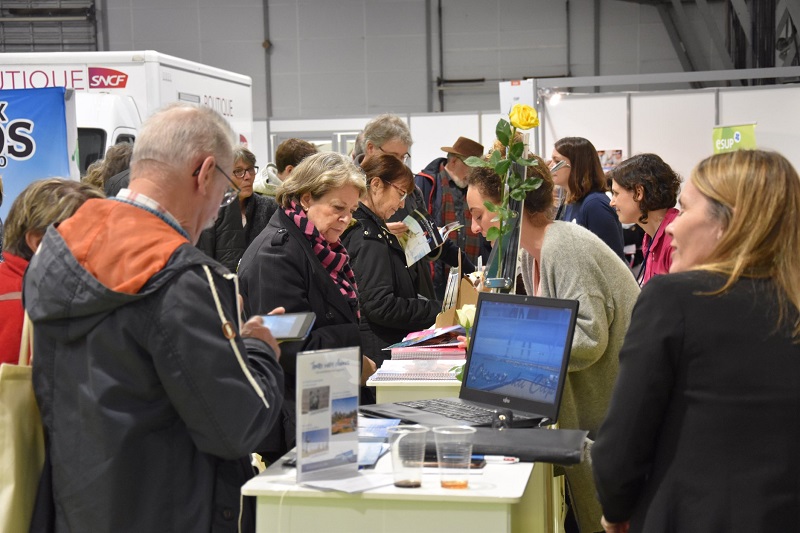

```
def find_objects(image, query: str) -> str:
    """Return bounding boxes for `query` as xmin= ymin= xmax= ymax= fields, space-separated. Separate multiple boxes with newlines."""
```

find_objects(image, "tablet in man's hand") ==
xmin=260 ymin=312 xmax=316 ymax=341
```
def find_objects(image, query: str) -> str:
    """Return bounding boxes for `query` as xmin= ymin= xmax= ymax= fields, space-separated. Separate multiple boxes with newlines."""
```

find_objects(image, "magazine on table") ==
xmin=381 ymin=325 xmax=465 ymax=351
xmin=401 ymin=209 xmax=464 ymax=267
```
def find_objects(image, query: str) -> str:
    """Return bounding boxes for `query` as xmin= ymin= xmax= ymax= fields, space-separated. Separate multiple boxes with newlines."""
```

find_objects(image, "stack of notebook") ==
xmin=369 ymin=359 xmax=465 ymax=381
xmin=390 ymin=346 xmax=466 ymax=360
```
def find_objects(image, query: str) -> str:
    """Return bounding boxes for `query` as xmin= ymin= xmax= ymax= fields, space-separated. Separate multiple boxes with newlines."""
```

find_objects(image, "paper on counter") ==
xmin=300 ymin=472 xmax=395 ymax=493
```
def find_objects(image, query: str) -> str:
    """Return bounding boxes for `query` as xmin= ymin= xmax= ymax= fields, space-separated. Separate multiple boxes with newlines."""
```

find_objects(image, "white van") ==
xmin=0 ymin=50 xmax=253 ymax=173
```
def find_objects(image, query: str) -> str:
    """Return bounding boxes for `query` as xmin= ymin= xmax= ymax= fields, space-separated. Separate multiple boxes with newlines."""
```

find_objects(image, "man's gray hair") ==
xmin=362 ymin=114 xmax=413 ymax=149
xmin=131 ymin=103 xmax=235 ymax=173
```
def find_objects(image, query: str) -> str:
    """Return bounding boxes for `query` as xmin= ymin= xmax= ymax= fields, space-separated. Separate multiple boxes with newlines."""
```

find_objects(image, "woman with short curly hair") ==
xmin=608 ymin=153 xmax=682 ymax=285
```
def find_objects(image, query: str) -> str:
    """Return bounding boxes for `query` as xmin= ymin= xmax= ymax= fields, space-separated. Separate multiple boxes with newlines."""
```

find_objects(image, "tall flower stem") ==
xmin=464 ymin=104 xmax=541 ymax=292
xmin=491 ymin=126 xmax=516 ymax=291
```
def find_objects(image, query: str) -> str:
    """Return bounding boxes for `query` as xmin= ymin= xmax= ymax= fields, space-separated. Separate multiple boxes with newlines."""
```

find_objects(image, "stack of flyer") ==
xmin=370 ymin=359 xmax=465 ymax=381
xmin=390 ymin=346 xmax=466 ymax=360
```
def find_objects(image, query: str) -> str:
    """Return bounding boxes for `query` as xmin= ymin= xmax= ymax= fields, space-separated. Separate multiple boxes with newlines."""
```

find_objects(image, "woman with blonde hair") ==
xmin=0 ymin=178 xmax=104 ymax=364
xmin=593 ymin=150 xmax=800 ymax=533
xmin=238 ymin=151 xmax=373 ymax=461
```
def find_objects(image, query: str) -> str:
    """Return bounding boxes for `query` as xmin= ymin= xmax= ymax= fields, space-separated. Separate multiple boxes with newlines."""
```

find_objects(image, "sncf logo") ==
xmin=88 ymin=67 xmax=128 ymax=89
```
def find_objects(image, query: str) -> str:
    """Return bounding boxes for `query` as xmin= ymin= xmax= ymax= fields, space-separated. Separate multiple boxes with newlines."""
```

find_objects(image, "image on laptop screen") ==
xmin=463 ymin=298 xmax=574 ymax=406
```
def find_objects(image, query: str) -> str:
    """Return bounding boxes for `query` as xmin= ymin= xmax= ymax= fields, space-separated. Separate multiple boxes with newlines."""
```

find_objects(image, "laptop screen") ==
xmin=459 ymin=292 xmax=578 ymax=422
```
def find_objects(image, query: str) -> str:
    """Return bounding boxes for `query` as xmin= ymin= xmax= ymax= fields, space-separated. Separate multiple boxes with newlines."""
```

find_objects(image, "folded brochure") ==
xmin=402 ymin=209 xmax=463 ymax=266
xmin=382 ymin=325 xmax=465 ymax=351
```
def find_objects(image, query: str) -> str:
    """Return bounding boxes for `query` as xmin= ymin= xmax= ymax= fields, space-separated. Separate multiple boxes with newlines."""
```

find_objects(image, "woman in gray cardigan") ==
xmin=467 ymin=158 xmax=640 ymax=533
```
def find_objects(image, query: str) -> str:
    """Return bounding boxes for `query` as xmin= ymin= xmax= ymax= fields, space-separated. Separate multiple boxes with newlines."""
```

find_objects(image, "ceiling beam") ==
xmin=729 ymin=0 xmax=753 ymax=43
xmin=656 ymin=4 xmax=704 ymax=87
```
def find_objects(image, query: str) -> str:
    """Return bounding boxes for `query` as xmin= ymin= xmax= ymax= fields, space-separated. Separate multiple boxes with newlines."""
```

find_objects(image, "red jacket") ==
xmin=0 ymin=252 xmax=27 ymax=365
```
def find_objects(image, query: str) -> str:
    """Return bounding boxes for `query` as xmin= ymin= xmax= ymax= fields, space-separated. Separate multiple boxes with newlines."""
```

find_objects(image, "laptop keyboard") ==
xmin=397 ymin=398 xmax=499 ymax=425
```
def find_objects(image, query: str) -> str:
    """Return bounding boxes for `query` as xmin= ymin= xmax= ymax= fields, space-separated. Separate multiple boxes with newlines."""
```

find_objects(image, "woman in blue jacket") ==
xmin=550 ymin=136 xmax=625 ymax=261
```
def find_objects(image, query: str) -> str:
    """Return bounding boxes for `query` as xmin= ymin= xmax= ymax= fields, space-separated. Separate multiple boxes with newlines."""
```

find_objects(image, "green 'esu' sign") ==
xmin=712 ymin=124 xmax=757 ymax=154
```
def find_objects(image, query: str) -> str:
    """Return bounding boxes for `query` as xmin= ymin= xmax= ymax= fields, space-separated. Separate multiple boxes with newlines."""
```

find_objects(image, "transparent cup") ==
xmin=387 ymin=425 xmax=429 ymax=488
xmin=432 ymin=425 xmax=476 ymax=489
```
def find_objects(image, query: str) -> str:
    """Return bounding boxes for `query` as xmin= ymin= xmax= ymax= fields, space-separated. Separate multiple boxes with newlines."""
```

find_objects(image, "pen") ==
xmin=472 ymin=455 xmax=519 ymax=464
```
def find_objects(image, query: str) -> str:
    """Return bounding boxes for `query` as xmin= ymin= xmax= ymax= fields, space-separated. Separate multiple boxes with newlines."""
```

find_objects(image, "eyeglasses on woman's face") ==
xmin=232 ymin=166 xmax=259 ymax=179
xmin=382 ymin=179 xmax=408 ymax=202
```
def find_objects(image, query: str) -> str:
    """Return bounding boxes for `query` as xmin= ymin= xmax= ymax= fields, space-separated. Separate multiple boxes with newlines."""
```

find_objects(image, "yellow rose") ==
xmin=508 ymin=103 xmax=539 ymax=130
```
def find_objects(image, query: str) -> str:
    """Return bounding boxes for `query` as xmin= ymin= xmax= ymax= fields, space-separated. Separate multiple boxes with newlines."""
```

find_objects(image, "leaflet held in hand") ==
xmin=402 ymin=209 xmax=464 ymax=266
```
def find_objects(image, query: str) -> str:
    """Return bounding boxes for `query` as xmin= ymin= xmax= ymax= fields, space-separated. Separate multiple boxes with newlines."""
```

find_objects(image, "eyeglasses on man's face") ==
xmin=232 ymin=166 xmax=259 ymax=179
xmin=194 ymin=164 xmax=241 ymax=207
xmin=382 ymin=179 xmax=408 ymax=202
xmin=378 ymin=145 xmax=410 ymax=164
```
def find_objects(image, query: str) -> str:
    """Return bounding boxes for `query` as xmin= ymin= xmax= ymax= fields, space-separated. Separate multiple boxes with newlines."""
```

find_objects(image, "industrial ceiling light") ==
xmin=538 ymin=88 xmax=565 ymax=106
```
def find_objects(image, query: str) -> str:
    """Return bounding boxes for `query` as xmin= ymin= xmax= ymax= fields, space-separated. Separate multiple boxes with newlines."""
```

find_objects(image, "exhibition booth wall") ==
xmin=253 ymin=69 xmax=800 ymax=182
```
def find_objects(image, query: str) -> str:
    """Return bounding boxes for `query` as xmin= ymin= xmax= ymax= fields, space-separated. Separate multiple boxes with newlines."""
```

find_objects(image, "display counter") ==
xmin=242 ymin=450 xmax=553 ymax=533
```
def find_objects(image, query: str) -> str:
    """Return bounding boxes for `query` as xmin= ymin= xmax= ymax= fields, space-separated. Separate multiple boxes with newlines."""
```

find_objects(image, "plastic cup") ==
xmin=387 ymin=425 xmax=429 ymax=488
xmin=432 ymin=425 xmax=476 ymax=489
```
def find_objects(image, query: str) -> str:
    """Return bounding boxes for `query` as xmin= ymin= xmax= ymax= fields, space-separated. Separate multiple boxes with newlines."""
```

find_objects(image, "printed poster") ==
xmin=0 ymin=86 xmax=79 ymax=221
xmin=597 ymin=149 xmax=623 ymax=172
xmin=295 ymin=346 xmax=361 ymax=483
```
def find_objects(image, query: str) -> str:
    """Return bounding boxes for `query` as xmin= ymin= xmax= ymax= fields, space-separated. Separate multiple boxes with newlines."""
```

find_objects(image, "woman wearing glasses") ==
xmin=342 ymin=154 xmax=441 ymax=368
xmin=197 ymin=144 xmax=278 ymax=272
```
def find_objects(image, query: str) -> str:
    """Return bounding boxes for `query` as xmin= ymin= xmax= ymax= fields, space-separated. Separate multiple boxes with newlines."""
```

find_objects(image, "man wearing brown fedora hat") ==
xmin=415 ymin=136 xmax=490 ymax=299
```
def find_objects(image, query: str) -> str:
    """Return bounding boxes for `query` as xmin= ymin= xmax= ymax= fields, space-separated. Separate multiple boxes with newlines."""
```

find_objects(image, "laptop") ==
xmin=360 ymin=292 xmax=578 ymax=428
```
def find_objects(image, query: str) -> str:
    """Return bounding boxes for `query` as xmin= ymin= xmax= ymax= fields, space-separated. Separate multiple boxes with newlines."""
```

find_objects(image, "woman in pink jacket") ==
xmin=608 ymin=153 xmax=681 ymax=286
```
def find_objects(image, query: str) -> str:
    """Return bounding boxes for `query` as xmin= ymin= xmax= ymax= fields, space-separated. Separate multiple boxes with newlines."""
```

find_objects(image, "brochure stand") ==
xmin=295 ymin=346 xmax=361 ymax=483
xmin=436 ymin=255 xmax=478 ymax=328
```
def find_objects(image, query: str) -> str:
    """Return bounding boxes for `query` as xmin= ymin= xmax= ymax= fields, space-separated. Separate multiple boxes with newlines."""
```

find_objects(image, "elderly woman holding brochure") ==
xmin=342 ymin=154 xmax=441 ymax=368
xmin=238 ymin=152 xmax=377 ymax=461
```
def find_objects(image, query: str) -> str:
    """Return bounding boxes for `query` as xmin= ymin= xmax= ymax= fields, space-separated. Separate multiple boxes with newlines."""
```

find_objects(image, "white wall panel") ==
xmin=540 ymin=94 xmax=629 ymax=160
xmin=719 ymin=86 xmax=800 ymax=173
xmin=630 ymin=90 xmax=716 ymax=180
xmin=408 ymin=113 xmax=480 ymax=173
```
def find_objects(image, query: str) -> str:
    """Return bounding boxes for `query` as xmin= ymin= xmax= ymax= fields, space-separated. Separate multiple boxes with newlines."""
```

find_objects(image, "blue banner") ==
xmin=1 ymin=86 xmax=75 ymax=222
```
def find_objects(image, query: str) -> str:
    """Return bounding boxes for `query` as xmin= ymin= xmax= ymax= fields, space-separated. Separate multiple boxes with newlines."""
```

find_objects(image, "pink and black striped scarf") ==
xmin=285 ymin=200 xmax=360 ymax=318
